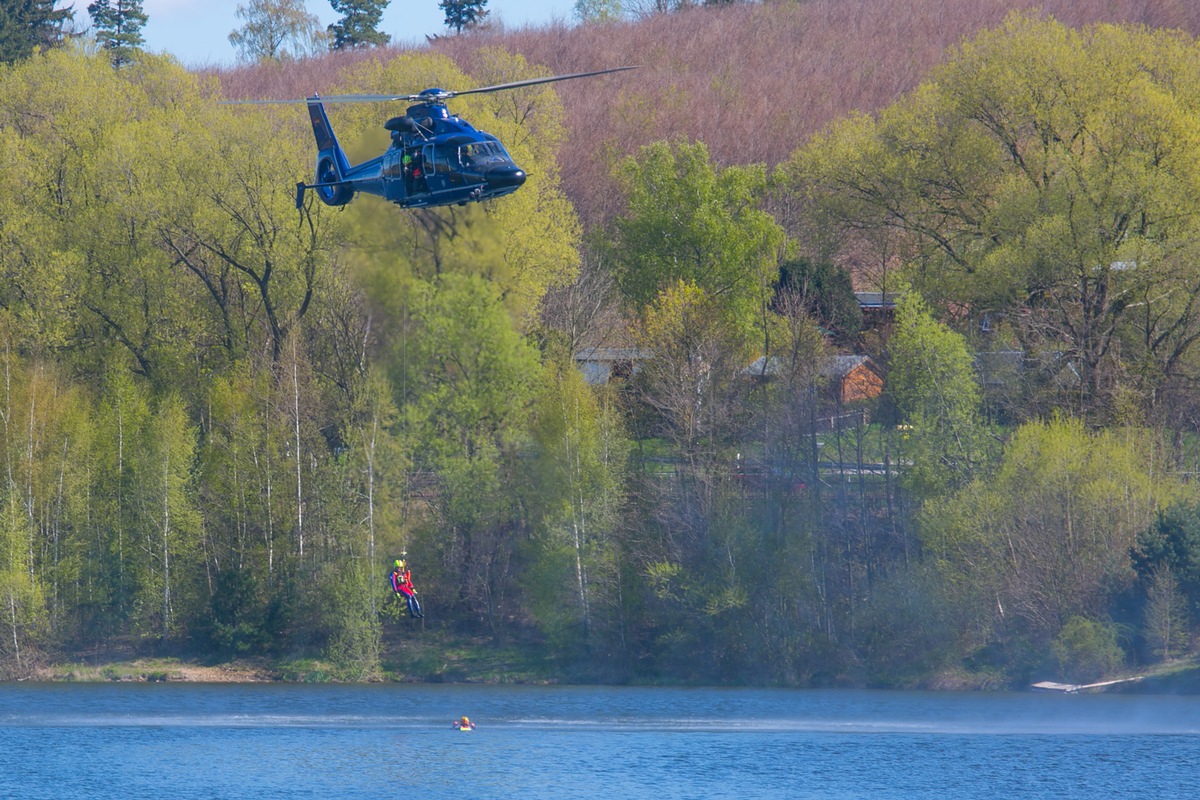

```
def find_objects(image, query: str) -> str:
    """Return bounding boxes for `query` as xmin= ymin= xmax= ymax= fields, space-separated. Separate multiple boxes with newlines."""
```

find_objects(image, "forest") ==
xmin=6 ymin=3 xmax=1200 ymax=688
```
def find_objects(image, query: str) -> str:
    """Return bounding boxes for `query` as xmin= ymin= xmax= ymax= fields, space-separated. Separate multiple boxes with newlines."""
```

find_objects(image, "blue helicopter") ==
xmin=270 ymin=67 xmax=635 ymax=211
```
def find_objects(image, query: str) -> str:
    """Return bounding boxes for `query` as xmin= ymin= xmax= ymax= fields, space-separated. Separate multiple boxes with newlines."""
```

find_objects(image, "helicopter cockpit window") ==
xmin=459 ymin=142 xmax=507 ymax=167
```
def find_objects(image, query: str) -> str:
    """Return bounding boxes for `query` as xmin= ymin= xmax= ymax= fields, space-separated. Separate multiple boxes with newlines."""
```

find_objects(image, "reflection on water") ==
xmin=1 ymin=684 xmax=1198 ymax=799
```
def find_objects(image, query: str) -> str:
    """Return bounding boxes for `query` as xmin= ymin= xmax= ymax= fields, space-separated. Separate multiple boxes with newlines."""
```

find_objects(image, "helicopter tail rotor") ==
xmin=295 ymin=158 xmax=356 ymax=209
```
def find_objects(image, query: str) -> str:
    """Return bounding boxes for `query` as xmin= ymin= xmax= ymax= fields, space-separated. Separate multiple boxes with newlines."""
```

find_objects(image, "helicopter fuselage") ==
xmin=302 ymin=95 xmax=526 ymax=210
xmin=282 ymin=68 xmax=635 ymax=211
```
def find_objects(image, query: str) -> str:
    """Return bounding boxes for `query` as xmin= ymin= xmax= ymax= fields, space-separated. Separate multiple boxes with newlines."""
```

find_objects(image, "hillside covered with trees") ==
xmin=5 ymin=2 xmax=1200 ymax=688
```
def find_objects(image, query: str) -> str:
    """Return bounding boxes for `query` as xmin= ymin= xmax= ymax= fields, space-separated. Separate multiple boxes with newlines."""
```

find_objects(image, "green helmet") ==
xmin=394 ymin=559 xmax=402 ymax=568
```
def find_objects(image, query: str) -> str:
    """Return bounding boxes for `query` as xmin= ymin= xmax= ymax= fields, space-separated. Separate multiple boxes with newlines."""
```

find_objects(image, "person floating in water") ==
xmin=453 ymin=715 xmax=475 ymax=730
xmin=390 ymin=559 xmax=424 ymax=618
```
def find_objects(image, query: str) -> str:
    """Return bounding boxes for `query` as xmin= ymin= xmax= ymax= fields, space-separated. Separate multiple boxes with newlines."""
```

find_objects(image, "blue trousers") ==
xmin=398 ymin=592 xmax=423 ymax=618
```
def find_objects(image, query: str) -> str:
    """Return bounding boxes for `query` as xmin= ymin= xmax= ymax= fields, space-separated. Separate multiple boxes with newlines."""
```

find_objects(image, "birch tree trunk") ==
xmin=292 ymin=337 xmax=304 ymax=560
xmin=161 ymin=455 xmax=171 ymax=641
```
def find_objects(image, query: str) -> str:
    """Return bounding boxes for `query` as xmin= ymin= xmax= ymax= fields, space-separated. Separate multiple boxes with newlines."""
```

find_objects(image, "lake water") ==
xmin=2 ymin=683 xmax=1198 ymax=799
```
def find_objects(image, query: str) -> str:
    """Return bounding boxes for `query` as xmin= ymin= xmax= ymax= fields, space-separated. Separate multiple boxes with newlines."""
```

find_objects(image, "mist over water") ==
xmin=2 ymin=684 xmax=1197 ymax=799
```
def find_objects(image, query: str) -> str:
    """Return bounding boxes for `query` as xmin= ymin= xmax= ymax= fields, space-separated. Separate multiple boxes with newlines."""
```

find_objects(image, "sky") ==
xmin=135 ymin=0 xmax=576 ymax=67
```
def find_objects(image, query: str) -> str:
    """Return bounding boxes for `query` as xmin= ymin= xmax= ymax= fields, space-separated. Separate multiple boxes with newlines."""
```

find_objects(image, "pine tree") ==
xmin=88 ymin=0 xmax=147 ymax=68
xmin=327 ymin=0 xmax=389 ymax=49
xmin=438 ymin=0 xmax=486 ymax=34
xmin=0 ymin=0 xmax=74 ymax=64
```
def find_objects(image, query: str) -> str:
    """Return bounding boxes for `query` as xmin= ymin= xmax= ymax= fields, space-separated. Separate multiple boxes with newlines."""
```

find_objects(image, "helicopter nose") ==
xmin=486 ymin=166 xmax=526 ymax=190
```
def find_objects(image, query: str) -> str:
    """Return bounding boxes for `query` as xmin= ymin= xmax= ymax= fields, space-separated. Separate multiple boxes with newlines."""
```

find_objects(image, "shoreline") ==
xmin=15 ymin=632 xmax=562 ymax=684
xmin=16 ymin=652 xmax=1200 ymax=692
xmin=29 ymin=658 xmax=283 ymax=683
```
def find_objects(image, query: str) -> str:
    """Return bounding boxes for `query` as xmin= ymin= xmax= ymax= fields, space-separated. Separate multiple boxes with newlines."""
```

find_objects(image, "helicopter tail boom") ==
xmin=295 ymin=177 xmax=357 ymax=209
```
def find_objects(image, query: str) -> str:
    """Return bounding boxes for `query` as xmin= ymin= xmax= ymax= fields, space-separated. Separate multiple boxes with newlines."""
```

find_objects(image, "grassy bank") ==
xmin=26 ymin=630 xmax=563 ymax=685
xmin=24 ymin=636 xmax=1200 ymax=691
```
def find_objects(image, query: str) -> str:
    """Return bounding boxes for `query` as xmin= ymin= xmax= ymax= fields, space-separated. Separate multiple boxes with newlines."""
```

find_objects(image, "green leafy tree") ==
xmin=0 ymin=0 xmax=73 ymax=64
xmin=0 ymin=497 xmax=46 ymax=676
xmin=140 ymin=394 xmax=203 ymax=641
xmin=86 ymin=368 xmax=153 ymax=633
xmin=1135 ymin=502 xmax=1200 ymax=614
xmin=197 ymin=366 xmax=284 ymax=605
xmin=611 ymin=139 xmax=785 ymax=342
xmin=853 ymin=564 xmax=965 ymax=685
xmin=527 ymin=349 xmax=630 ymax=655
xmin=775 ymin=258 xmax=862 ymax=346
xmin=921 ymin=418 xmax=1186 ymax=656
xmin=636 ymin=281 xmax=749 ymax=473
xmin=0 ymin=346 xmax=85 ymax=673
xmin=1144 ymin=565 xmax=1190 ymax=662
xmin=92 ymin=382 xmax=203 ymax=642
xmin=788 ymin=14 xmax=1200 ymax=422
xmin=229 ymin=0 xmax=326 ymax=62
xmin=159 ymin=107 xmax=338 ymax=365
xmin=0 ymin=50 xmax=234 ymax=383
xmin=438 ymin=0 xmax=486 ymax=34
xmin=16 ymin=366 xmax=93 ymax=642
xmin=0 ymin=46 xmax=358 ymax=653
xmin=195 ymin=352 xmax=340 ymax=651
xmin=401 ymin=272 xmax=540 ymax=632
xmin=753 ymin=289 xmax=828 ymax=500
xmin=318 ymin=562 xmax=382 ymax=679
xmin=327 ymin=0 xmax=389 ymax=49
xmin=87 ymin=0 xmax=146 ymax=68
xmin=632 ymin=279 xmax=750 ymax=614
xmin=885 ymin=291 xmax=988 ymax=500
xmin=574 ymin=0 xmax=621 ymax=23
xmin=47 ymin=66 xmax=343 ymax=376
xmin=1051 ymin=616 xmax=1125 ymax=684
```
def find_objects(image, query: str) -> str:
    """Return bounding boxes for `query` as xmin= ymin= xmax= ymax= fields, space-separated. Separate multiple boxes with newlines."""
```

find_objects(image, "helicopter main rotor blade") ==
xmin=220 ymin=98 xmax=311 ymax=104
xmin=220 ymin=93 xmax=428 ymax=105
xmin=222 ymin=66 xmax=637 ymax=106
xmin=448 ymin=65 xmax=638 ymax=98
xmin=332 ymin=66 xmax=639 ymax=103
xmin=308 ymin=92 xmax=430 ymax=103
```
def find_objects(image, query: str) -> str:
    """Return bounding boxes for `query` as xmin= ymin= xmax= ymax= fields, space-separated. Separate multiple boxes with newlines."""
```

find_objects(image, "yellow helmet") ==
xmin=397 ymin=560 xmax=406 ymax=569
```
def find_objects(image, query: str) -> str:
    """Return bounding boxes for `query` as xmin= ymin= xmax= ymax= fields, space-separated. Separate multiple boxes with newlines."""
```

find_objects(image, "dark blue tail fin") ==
xmin=299 ymin=98 xmax=355 ymax=207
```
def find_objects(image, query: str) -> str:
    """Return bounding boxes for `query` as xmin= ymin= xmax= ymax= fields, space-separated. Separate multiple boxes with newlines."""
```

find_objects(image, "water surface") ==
xmin=2 ymin=683 xmax=1196 ymax=799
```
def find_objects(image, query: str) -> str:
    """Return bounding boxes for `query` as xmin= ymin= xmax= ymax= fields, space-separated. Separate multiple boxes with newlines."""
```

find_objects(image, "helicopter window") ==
xmin=431 ymin=144 xmax=458 ymax=174
xmin=382 ymin=151 xmax=403 ymax=178
xmin=460 ymin=142 xmax=506 ymax=167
